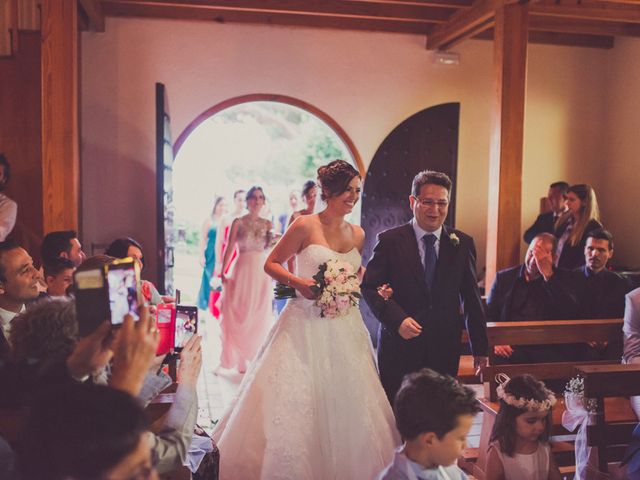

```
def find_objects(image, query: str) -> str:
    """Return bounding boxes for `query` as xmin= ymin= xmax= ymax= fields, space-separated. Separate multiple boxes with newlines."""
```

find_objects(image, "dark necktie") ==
xmin=423 ymin=234 xmax=437 ymax=292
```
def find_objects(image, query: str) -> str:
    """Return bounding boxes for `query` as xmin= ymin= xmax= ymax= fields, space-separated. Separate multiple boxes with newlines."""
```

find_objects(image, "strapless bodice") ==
xmin=296 ymin=244 xmax=361 ymax=279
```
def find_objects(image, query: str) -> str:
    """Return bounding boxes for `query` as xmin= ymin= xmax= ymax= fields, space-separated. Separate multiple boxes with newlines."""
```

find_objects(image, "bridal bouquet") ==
xmin=313 ymin=259 xmax=361 ymax=318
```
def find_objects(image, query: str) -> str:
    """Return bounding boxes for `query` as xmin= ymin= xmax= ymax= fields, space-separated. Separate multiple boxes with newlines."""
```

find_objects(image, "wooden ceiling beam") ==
xmin=101 ymin=2 xmax=440 ymax=34
xmin=530 ymin=15 xmax=640 ymax=37
xmin=343 ymin=0 xmax=473 ymax=7
xmin=425 ymin=0 xmax=499 ymax=51
xmin=475 ymin=28 xmax=615 ymax=49
xmin=101 ymin=0 xmax=456 ymax=23
xmin=530 ymin=3 xmax=640 ymax=24
xmin=78 ymin=0 xmax=105 ymax=31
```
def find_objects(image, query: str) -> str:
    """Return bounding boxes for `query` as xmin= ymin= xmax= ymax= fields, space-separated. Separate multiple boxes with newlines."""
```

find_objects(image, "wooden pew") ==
xmin=578 ymin=364 xmax=640 ymax=475
xmin=472 ymin=318 xmax=626 ymax=480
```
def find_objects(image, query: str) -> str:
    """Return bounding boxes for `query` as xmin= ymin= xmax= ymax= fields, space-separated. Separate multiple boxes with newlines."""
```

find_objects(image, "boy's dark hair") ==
xmin=586 ymin=228 xmax=614 ymax=250
xmin=411 ymin=170 xmax=453 ymax=197
xmin=20 ymin=383 xmax=149 ymax=480
xmin=394 ymin=368 xmax=480 ymax=440
xmin=105 ymin=237 xmax=144 ymax=266
xmin=43 ymin=257 xmax=75 ymax=278
xmin=490 ymin=374 xmax=553 ymax=456
xmin=549 ymin=181 xmax=569 ymax=196
xmin=0 ymin=239 xmax=20 ymax=282
xmin=41 ymin=231 xmax=77 ymax=265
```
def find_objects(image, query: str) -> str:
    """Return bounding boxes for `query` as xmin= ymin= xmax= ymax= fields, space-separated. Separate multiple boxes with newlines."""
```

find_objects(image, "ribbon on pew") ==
xmin=562 ymin=393 xmax=609 ymax=480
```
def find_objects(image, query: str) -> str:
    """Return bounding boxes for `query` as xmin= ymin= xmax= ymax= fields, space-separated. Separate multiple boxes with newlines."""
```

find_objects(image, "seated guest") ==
xmin=19 ymin=383 xmax=155 ymax=480
xmin=623 ymin=287 xmax=640 ymax=419
xmin=554 ymin=184 xmax=602 ymax=270
xmin=43 ymin=257 xmax=75 ymax=298
xmin=0 ymin=154 xmax=17 ymax=241
xmin=41 ymin=230 xmax=86 ymax=267
xmin=0 ymin=241 xmax=41 ymax=359
xmin=10 ymin=299 xmax=77 ymax=364
xmin=523 ymin=181 xmax=569 ymax=244
xmin=578 ymin=229 xmax=630 ymax=319
xmin=105 ymin=237 xmax=165 ymax=304
xmin=486 ymin=233 xmax=582 ymax=364
xmin=378 ymin=368 xmax=479 ymax=480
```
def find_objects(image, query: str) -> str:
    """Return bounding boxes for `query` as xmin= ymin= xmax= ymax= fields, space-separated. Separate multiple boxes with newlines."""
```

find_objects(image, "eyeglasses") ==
xmin=412 ymin=196 xmax=449 ymax=209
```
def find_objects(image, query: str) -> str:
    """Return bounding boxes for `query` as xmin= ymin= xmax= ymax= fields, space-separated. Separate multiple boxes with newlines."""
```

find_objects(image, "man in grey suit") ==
xmin=623 ymin=287 xmax=640 ymax=419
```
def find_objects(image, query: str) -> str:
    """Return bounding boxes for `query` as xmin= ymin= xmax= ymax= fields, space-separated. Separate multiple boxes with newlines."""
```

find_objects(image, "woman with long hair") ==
xmin=197 ymin=196 xmax=226 ymax=312
xmin=213 ymin=160 xmax=398 ymax=479
xmin=554 ymin=184 xmax=602 ymax=269
xmin=218 ymin=186 xmax=274 ymax=374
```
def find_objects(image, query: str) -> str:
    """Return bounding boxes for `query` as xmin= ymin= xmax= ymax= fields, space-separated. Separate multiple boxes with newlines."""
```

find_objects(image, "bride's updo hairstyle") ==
xmin=317 ymin=160 xmax=360 ymax=201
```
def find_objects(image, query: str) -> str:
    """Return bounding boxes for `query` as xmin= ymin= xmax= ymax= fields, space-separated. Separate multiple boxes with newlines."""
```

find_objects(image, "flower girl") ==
xmin=486 ymin=374 xmax=563 ymax=480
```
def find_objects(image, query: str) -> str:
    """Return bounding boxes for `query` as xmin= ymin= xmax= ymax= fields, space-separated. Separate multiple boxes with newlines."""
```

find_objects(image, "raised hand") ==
xmin=494 ymin=345 xmax=514 ymax=358
xmin=66 ymin=321 xmax=115 ymax=379
xmin=109 ymin=306 xmax=160 ymax=396
xmin=177 ymin=335 xmax=203 ymax=387
xmin=398 ymin=317 xmax=422 ymax=340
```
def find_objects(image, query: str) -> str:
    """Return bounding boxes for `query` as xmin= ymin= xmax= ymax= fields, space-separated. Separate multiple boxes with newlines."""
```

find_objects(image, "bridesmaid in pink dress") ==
xmin=219 ymin=186 xmax=274 ymax=373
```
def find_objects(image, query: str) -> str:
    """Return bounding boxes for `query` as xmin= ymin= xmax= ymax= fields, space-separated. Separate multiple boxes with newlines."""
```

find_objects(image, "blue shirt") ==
xmin=411 ymin=219 xmax=442 ymax=265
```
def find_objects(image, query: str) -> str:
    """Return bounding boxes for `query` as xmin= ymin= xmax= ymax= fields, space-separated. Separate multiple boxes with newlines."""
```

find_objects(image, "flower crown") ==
xmin=495 ymin=374 xmax=557 ymax=412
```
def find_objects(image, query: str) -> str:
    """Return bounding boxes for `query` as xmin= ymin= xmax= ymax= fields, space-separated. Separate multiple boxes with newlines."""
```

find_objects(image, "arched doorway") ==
xmin=170 ymin=94 xmax=361 ymax=305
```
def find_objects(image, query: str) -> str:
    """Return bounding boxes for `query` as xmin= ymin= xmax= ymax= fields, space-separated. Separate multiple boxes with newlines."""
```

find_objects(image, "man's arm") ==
xmin=361 ymin=233 xmax=409 ymax=333
xmin=623 ymin=290 xmax=640 ymax=363
xmin=459 ymin=238 xmax=488 ymax=357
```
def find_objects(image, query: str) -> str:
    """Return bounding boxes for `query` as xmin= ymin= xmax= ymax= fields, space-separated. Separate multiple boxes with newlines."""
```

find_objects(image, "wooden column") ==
xmin=485 ymin=2 xmax=529 ymax=289
xmin=41 ymin=0 xmax=79 ymax=233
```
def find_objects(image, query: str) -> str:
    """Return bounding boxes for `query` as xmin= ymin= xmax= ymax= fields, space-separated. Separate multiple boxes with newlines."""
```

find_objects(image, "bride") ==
xmin=212 ymin=160 xmax=399 ymax=479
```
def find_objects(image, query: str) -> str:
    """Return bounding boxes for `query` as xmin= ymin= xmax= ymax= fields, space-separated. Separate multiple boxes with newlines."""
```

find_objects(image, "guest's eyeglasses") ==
xmin=412 ymin=196 xmax=449 ymax=209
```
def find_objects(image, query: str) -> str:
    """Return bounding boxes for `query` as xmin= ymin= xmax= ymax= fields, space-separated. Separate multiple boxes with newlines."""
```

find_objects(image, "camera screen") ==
xmin=175 ymin=308 xmax=197 ymax=349
xmin=107 ymin=267 xmax=139 ymax=325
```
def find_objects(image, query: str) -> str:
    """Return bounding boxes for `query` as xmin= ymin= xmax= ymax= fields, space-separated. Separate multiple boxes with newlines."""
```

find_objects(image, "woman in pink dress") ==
xmin=218 ymin=186 xmax=273 ymax=373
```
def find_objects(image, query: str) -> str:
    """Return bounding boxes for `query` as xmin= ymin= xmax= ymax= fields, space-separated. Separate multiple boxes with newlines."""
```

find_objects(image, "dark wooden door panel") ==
xmin=360 ymin=102 xmax=460 ymax=341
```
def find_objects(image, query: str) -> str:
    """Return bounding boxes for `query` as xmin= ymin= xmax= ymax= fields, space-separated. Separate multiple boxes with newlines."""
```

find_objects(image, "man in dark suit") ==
xmin=577 ymin=229 xmax=630 ymax=360
xmin=486 ymin=233 xmax=583 ymax=364
xmin=523 ymin=181 xmax=569 ymax=244
xmin=362 ymin=170 xmax=487 ymax=402
xmin=578 ymin=229 xmax=630 ymax=319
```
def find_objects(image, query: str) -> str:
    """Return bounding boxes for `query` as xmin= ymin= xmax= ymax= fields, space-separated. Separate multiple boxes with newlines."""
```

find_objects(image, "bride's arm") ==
xmin=264 ymin=218 xmax=317 ymax=300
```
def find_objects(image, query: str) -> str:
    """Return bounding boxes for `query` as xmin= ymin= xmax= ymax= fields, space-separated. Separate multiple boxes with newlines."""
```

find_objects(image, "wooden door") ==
xmin=360 ymin=102 xmax=460 ymax=340
xmin=156 ymin=83 xmax=175 ymax=294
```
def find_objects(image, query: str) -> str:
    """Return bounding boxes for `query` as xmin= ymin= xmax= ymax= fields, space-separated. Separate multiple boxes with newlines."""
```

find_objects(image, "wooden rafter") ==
xmin=101 ymin=0 xmax=458 ymax=23
xmin=426 ymin=0 xmax=498 ymax=50
xmin=475 ymin=28 xmax=615 ymax=49
xmin=530 ymin=2 xmax=640 ymax=24
xmin=529 ymin=15 xmax=640 ymax=38
xmin=78 ymin=0 xmax=105 ymax=31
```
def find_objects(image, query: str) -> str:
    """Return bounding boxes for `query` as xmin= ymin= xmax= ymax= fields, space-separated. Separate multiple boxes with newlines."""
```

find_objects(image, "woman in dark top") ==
xmin=554 ymin=184 xmax=602 ymax=270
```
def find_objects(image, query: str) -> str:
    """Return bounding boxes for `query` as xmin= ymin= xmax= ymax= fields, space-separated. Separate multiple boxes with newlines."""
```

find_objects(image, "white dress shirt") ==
xmin=0 ymin=304 xmax=25 ymax=343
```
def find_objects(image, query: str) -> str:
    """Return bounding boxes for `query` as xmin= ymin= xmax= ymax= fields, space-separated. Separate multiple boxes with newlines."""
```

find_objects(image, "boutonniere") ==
xmin=449 ymin=233 xmax=460 ymax=246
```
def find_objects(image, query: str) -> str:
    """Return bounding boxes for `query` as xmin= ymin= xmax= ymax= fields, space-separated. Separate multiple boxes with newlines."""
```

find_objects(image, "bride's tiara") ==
xmin=495 ymin=373 xmax=557 ymax=412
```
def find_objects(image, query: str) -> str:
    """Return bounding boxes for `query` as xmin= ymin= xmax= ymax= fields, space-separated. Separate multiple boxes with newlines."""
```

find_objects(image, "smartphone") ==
xmin=74 ymin=257 xmax=142 ymax=336
xmin=106 ymin=257 xmax=142 ymax=326
xmin=174 ymin=305 xmax=198 ymax=351
xmin=156 ymin=303 xmax=176 ymax=356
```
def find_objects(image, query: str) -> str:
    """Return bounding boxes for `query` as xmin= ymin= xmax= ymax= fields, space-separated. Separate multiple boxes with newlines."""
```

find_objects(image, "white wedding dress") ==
xmin=212 ymin=244 xmax=399 ymax=480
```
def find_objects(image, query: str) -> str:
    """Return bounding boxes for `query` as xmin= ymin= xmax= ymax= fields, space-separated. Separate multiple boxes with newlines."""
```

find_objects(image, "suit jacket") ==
xmin=577 ymin=266 xmax=630 ymax=319
xmin=555 ymin=218 xmax=602 ymax=270
xmin=486 ymin=265 xmax=583 ymax=324
xmin=523 ymin=211 xmax=557 ymax=244
xmin=362 ymin=223 xmax=487 ymax=399
xmin=623 ymin=288 xmax=640 ymax=363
